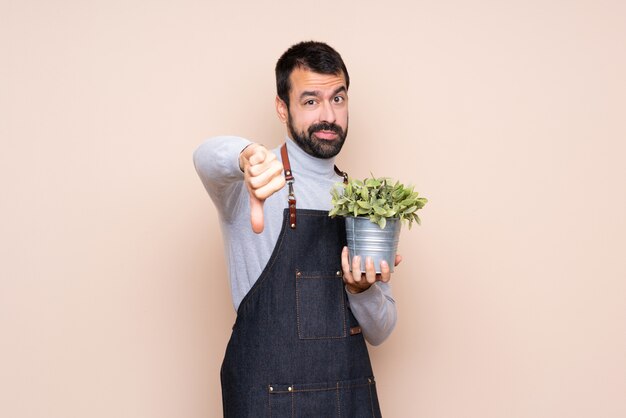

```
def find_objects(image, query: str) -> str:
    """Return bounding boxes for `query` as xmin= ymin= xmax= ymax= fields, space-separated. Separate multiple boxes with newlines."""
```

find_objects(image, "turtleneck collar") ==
xmin=284 ymin=136 xmax=337 ymax=178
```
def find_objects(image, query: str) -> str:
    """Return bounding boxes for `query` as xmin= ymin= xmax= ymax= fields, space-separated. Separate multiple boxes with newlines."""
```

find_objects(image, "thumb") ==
xmin=249 ymin=194 xmax=265 ymax=234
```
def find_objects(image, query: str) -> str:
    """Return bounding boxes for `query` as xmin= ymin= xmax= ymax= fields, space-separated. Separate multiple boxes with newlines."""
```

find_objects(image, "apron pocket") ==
xmin=268 ymin=377 xmax=380 ymax=418
xmin=295 ymin=270 xmax=347 ymax=339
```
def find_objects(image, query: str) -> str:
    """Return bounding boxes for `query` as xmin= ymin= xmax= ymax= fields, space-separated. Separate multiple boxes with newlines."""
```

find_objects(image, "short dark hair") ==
xmin=275 ymin=41 xmax=350 ymax=108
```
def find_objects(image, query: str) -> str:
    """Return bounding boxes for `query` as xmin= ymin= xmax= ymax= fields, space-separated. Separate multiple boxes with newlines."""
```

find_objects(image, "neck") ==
xmin=285 ymin=136 xmax=337 ymax=177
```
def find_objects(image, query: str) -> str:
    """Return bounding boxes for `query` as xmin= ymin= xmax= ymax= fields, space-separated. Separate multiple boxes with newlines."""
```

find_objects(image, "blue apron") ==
xmin=220 ymin=148 xmax=382 ymax=417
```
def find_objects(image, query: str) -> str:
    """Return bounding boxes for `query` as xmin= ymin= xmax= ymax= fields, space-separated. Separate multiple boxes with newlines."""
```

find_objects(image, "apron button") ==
xmin=288 ymin=386 xmax=293 ymax=392
xmin=336 ymin=270 xmax=342 ymax=277
xmin=269 ymin=386 xmax=274 ymax=392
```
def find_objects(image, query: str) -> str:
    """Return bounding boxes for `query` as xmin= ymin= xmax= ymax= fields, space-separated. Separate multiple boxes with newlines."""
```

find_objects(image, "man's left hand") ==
xmin=341 ymin=246 xmax=402 ymax=294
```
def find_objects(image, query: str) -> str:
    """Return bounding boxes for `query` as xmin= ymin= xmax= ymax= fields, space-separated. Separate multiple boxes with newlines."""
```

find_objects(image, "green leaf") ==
xmin=365 ymin=178 xmax=381 ymax=188
xmin=373 ymin=205 xmax=387 ymax=216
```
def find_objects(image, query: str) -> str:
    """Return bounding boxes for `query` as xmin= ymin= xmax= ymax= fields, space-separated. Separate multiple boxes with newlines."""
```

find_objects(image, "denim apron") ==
xmin=220 ymin=147 xmax=382 ymax=417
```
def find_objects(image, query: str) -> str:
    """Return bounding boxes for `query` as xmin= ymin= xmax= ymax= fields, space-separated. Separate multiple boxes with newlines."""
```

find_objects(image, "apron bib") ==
xmin=220 ymin=145 xmax=382 ymax=417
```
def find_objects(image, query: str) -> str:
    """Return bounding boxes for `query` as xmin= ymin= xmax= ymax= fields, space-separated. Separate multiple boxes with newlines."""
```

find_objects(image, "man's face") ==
xmin=279 ymin=67 xmax=349 ymax=159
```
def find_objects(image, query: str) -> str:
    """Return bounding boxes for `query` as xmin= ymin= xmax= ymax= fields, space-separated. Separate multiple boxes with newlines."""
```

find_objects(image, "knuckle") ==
xmin=247 ymin=165 xmax=260 ymax=177
xmin=248 ymin=177 xmax=262 ymax=189
xmin=251 ymin=150 xmax=265 ymax=163
xmin=251 ymin=187 xmax=267 ymax=200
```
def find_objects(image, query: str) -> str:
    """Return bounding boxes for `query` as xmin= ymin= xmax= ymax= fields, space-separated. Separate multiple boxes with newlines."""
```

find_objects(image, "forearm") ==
xmin=346 ymin=282 xmax=397 ymax=346
xmin=193 ymin=136 xmax=251 ymax=217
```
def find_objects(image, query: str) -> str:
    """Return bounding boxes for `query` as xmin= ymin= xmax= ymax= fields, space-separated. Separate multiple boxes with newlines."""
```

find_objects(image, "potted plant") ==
xmin=329 ymin=176 xmax=427 ymax=273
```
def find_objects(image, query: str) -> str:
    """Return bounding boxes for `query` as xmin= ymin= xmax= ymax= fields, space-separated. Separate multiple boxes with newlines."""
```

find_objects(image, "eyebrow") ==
xmin=299 ymin=86 xmax=347 ymax=101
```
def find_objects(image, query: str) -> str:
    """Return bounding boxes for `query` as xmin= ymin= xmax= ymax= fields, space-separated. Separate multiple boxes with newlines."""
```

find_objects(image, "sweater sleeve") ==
xmin=192 ymin=136 xmax=252 ymax=222
xmin=346 ymin=282 xmax=397 ymax=346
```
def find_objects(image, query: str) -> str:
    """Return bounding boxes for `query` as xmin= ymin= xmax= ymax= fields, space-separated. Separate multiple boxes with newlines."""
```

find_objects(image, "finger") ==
xmin=249 ymin=194 xmax=265 ymax=234
xmin=250 ymin=173 xmax=286 ymax=201
xmin=351 ymin=255 xmax=362 ymax=282
xmin=380 ymin=260 xmax=391 ymax=283
xmin=248 ymin=147 xmax=267 ymax=166
xmin=240 ymin=144 xmax=264 ymax=169
xmin=247 ymin=152 xmax=278 ymax=177
xmin=247 ymin=160 xmax=284 ymax=190
xmin=341 ymin=246 xmax=353 ymax=283
xmin=364 ymin=256 xmax=376 ymax=284
xmin=240 ymin=143 xmax=260 ymax=159
xmin=394 ymin=254 xmax=403 ymax=267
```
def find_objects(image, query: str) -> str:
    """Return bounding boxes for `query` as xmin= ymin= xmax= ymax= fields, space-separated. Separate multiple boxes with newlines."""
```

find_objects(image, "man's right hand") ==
xmin=239 ymin=143 xmax=286 ymax=234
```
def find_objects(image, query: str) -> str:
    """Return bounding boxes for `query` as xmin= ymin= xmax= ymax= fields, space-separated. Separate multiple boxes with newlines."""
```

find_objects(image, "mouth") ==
xmin=313 ymin=130 xmax=339 ymax=140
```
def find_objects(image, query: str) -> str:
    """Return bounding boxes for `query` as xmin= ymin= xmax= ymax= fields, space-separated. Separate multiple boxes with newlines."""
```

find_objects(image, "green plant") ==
xmin=329 ymin=175 xmax=428 ymax=229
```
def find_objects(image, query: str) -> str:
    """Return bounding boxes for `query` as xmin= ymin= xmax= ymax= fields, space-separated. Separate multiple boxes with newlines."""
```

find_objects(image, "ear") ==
xmin=275 ymin=95 xmax=288 ymax=124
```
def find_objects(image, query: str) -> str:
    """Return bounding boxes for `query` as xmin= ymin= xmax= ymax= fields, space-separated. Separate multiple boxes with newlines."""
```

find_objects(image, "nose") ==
xmin=319 ymin=101 xmax=336 ymax=124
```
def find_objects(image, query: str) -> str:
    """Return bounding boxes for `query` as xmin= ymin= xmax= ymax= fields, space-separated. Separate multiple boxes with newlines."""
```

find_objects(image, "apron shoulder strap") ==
xmin=280 ymin=143 xmax=350 ymax=229
xmin=281 ymin=144 xmax=297 ymax=229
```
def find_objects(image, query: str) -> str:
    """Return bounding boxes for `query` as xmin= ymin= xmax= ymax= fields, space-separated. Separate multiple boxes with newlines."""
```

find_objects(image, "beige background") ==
xmin=2 ymin=0 xmax=625 ymax=417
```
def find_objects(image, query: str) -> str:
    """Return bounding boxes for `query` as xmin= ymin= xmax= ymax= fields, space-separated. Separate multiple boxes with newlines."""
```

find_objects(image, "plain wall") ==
xmin=2 ymin=1 xmax=625 ymax=417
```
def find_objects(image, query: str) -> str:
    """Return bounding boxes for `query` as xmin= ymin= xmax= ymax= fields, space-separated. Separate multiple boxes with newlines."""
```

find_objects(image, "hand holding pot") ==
xmin=239 ymin=143 xmax=286 ymax=234
xmin=341 ymin=246 xmax=402 ymax=294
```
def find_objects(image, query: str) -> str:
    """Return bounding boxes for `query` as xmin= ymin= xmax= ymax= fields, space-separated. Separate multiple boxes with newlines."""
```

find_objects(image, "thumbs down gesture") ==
xmin=239 ymin=144 xmax=286 ymax=234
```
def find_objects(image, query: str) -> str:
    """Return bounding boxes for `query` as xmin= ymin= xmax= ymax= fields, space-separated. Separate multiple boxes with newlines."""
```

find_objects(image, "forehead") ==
xmin=288 ymin=67 xmax=347 ymax=97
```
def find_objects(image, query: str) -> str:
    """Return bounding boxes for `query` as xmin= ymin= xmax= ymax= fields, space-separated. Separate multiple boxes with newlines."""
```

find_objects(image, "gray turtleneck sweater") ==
xmin=193 ymin=136 xmax=397 ymax=345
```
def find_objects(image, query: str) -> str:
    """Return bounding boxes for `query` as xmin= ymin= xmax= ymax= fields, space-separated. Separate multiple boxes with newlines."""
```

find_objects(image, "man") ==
xmin=194 ymin=41 xmax=399 ymax=417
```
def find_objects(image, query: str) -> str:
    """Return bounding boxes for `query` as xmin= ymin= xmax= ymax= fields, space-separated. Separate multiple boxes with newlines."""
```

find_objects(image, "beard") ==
xmin=287 ymin=113 xmax=348 ymax=159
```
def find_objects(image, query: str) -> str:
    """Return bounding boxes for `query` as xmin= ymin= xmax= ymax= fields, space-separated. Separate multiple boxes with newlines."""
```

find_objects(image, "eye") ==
xmin=333 ymin=95 xmax=345 ymax=103
xmin=304 ymin=99 xmax=316 ymax=106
